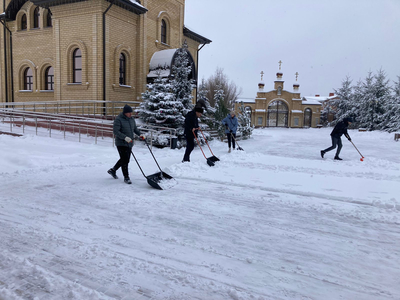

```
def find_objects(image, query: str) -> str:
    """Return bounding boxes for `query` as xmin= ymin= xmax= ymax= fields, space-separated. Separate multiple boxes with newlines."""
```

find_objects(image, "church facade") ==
xmin=0 ymin=0 xmax=210 ymax=105
xmin=236 ymin=68 xmax=326 ymax=128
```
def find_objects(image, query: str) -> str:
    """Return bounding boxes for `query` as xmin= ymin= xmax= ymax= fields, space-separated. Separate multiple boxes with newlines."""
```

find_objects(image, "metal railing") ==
xmin=0 ymin=100 xmax=178 ymax=148
xmin=0 ymin=100 xmax=141 ymax=119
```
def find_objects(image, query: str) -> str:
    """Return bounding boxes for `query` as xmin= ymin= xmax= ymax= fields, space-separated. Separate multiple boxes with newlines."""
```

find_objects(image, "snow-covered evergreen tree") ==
xmin=213 ymin=85 xmax=229 ymax=138
xmin=373 ymin=69 xmax=393 ymax=130
xmin=384 ymin=76 xmax=400 ymax=132
xmin=171 ymin=42 xmax=195 ymax=121
xmin=332 ymin=70 xmax=400 ymax=132
xmin=331 ymin=76 xmax=356 ymax=125
xmin=197 ymin=78 xmax=217 ymax=130
xmin=237 ymin=102 xmax=253 ymax=139
xmin=357 ymin=71 xmax=390 ymax=130
xmin=137 ymin=74 xmax=184 ymax=128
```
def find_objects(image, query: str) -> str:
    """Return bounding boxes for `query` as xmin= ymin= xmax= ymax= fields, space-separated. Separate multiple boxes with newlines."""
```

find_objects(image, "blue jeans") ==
xmin=323 ymin=136 xmax=342 ymax=157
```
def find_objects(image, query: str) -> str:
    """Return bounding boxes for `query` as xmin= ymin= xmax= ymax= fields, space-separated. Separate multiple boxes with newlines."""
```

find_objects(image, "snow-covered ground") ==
xmin=0 ymin=125 xmax=399 ymax=300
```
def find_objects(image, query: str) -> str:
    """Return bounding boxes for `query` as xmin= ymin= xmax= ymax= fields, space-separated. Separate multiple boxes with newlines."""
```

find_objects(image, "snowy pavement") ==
xmin=0 ymin=126 xmax=399 ymax=300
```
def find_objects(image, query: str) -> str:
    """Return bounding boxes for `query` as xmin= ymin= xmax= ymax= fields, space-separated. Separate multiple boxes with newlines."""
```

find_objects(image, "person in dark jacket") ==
xmin=221 ymin=111 xmax=238 ymax=152
xmin=108 ymin=104 xmax=145 ymax=184
xmin=182 ymin=106 xmax=203 ymax=162
xmin=321 ymin=117 xmax=352 ymax=160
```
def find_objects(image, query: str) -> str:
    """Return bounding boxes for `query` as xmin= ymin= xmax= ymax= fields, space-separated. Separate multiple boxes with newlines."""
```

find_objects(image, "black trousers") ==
xmin=323 ymin=136 xmax=342 ymax=157
xmin=227 ymin=133 xmax=236 ymax=149
xmin=183 ymin=136 xmax=195 ymax=162
xmin=113 ymin=146 xmax=131 ymax=178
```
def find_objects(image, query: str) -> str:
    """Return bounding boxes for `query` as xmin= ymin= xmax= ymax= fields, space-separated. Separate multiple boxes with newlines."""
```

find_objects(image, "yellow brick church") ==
xmin=236 ymin=63 xmax=330 ymax=128
xmin=0 ymin=0 xmax=210 ymax=105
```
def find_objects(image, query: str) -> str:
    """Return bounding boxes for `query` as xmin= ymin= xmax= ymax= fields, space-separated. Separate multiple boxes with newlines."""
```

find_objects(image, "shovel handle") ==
xmin=198 ymin=127 xmax=216 ymax=156
xmin=349 ymin=140 xmax=364 ymax=158
xmin=130 ymin=150 xmax=147 ymax=178
xmin=193 ymin=130 xmax=208 ymax=159
xmin=142 ymin=138 xmax=164 ymax=173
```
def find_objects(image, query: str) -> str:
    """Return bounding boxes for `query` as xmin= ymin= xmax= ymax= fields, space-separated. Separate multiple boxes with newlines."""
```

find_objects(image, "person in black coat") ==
xmin=182 ymin=106 xmax=203 ymax=162
xmin=321 ymin=117 xmax=352 ymax=160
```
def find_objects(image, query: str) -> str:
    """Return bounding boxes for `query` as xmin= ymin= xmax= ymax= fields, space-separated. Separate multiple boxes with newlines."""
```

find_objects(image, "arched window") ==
xmin=304 ymin=108 xmax=312 ymax=127
xmin=46 ymin=9 xmax=52 ymax=27
xmin=21 ymin=14 xmax=27 ymax=30
xmin=119 ymin=53 xmax=126 ymax=85
xmin=161 ymin=19 xmax=167 ymax=44
xmin=33 ymin=7 xmax=40 ymax=28
xmin=45 ymin=67 xmax=54 ymax=90
xmin=24 ymin=68 xmax=33 ymax=90
xmin=73 ymin=48 xmax=82 ymax=83
xmin=267 ymin=100 xmax=288 ymax=127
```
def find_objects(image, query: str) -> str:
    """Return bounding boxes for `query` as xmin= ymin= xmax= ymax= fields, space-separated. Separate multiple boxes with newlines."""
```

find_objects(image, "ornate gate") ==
xmin=267 ymin=100 xmax=288 ymax=127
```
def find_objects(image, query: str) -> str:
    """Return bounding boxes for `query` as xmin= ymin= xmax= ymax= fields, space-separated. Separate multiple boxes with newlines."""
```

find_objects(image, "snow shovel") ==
xmin=230 ymin=133 xmax=244 ymax=151
xmin=130 ymin=138 xmax=173 ymax=190
xmin=193 ymin=129 xmax=220 ymax=167
xmin=349 ymin=140 xmax=365 ymax=161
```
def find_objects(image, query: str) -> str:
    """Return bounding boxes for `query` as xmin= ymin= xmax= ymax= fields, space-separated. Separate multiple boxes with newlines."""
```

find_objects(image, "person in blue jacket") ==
xmin=321 ymin=117 xmax=352 ymax=160
xmin=222 ymin=111 xmax=238 ymax=153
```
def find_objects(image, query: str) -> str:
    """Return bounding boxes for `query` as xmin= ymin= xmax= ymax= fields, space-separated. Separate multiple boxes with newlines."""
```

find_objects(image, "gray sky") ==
xmin=184 ymin=0 xmax=400 ymax=99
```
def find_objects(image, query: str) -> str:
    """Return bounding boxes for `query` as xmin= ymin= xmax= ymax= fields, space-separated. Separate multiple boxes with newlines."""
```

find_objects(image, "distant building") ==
xmin=235 ymin=65 xmax=336 ymax=128
xmin=0 ymin=0 xmax=211 ymax=105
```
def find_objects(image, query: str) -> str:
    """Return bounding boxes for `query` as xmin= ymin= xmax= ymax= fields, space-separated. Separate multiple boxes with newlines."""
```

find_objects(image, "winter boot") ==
xmin=334 ymin=156 xmax=343 ymax=160
xmin=228 ymin=148 xmax=231 ymax=153
xmin=124 ymin=177 xmax=132 ymax=184
xmin=107 ymin=168 xmax=118 ymax=179
xmin=320 ymin=150 xmax=325 ymax=158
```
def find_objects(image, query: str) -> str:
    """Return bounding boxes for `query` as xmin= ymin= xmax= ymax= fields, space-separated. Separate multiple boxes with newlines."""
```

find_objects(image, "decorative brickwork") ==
xmin=0 ymin=0 xmax=210 ymax=109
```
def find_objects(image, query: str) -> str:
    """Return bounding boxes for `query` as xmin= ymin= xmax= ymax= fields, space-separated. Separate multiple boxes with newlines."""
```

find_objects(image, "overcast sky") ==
xmin=184 ymin=0 xmax=400 ymax=99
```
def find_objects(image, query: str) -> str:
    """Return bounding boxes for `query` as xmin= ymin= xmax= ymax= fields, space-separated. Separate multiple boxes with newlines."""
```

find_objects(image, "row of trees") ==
xmin=137 ymin=45 xmax=252 ymax=143
xmin=324 ymin=70 xmax=400 ymax=132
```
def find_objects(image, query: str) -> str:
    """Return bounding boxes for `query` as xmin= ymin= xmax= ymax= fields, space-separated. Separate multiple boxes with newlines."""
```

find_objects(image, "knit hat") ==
xmin=344 ymin=117 xmax=353 ymax=123
xmin=195 ymin=107 xmax=203 ymax=113
xmin=123 ymin=104 xmax=133 ymax=114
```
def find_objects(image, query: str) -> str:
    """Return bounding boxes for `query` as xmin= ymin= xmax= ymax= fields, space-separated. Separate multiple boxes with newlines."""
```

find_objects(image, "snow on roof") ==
xmin=128 ymin=0 xmax=145 ymax=9
xmin=148 ymin=49 xmax=179 ymax=78
xmin=236 ymin=98 xmax=256 ymax=103
xmin=302 ymin=98 xmax=322 ymax=105
xmin=149 ymin=49 xmax=178 ymax=71
xmin=303 ymin=95 xmax=337 ymax=102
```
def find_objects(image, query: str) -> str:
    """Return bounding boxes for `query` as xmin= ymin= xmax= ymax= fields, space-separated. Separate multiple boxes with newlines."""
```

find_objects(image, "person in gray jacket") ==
xmin=108 ymin=104 xmax=145 ymax=184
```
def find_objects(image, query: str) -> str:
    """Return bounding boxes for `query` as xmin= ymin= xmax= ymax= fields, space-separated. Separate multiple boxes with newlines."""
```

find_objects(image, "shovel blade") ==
xmin=146 ymin=171 xmax=173 ymax=190
xmin=237 ymin=146 xmax=244 ymax=151
xmin=206 ymin=155 xmax=219 ymax=167
xmin=206 ymin=158 xmax=215 ymax=167
xmin=208 ymin=155 xmax=220 ymax=162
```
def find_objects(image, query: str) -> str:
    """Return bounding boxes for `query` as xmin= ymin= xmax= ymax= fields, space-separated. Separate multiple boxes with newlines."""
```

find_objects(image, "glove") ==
xmin=348 ymin=138 xmax=351 ymax=141
xmin=229 ymin=129 xmax=233 ymax=133
xmin=124 ymin=136 xmax=132 ymax=143
xmin=139 ymin=134 xmax=146 ymax=140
